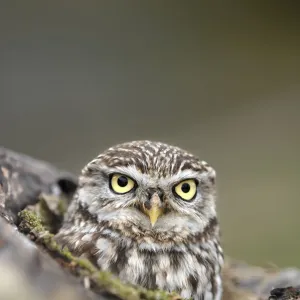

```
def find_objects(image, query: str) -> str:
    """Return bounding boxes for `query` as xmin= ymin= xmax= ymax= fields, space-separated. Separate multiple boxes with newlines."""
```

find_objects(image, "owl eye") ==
xmin=110 ymin=174 xmax=135 ymax=194
xmin=173 ymin=179 xmax=197 ymax=201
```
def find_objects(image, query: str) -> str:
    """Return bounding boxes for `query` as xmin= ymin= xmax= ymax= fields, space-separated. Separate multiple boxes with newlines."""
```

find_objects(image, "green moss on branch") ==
xmin=18 ymin=209 xmax=181 ymax=300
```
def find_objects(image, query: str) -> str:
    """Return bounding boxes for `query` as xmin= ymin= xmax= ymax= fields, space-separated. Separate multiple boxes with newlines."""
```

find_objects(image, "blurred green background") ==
xmin=1 ymin=2 xmax=300 ymax=267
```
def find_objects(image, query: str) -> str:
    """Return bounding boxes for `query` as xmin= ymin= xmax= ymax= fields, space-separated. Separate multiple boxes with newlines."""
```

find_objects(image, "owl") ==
xmin=55 ymin=140 xmax=223 ymax=300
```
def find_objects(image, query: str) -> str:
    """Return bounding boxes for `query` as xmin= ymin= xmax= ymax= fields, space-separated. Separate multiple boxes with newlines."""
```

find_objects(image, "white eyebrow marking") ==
xmin=163 ymin=170 xmax=201 ymax=185
xmin=106 ymin=166 xmax=202 ymax=188
xmin=107 ymin=165 xmax=146 ymax=181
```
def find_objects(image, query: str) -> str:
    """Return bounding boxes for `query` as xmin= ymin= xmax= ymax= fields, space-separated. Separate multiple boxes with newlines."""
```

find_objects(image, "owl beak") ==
xmin=142 ymin=193 xmax=164 ymax=227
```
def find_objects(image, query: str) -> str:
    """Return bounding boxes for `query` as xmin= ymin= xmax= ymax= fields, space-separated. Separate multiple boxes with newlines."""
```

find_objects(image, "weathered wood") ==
xmin=223 ymin=259 xmax=300 ymax=299
xmin=0 ymin=216 xmax=106 ymax=300
xmin=0 ymin=146 xmax=77 ymax=226
xmin=268 ymin=287 xmax=300 ymax=300
xmin=0 ymin=147 xmax=105 ymax=300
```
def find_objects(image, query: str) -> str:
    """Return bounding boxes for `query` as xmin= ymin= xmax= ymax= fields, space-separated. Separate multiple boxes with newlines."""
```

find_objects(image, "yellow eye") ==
xmin=110 ymin=174 xmax=135 ymax=194
xmin=174 ymin=179 xmax=197 ymax=201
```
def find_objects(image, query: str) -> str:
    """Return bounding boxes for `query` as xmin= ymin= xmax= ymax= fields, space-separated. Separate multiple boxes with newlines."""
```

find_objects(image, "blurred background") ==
xmin=1 ymin=2 xmax=300 ymax=267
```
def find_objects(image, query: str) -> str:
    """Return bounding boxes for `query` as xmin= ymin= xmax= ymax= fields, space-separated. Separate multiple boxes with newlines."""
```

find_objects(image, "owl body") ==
xmin=56 ymin=141 xmax=223 ymax=299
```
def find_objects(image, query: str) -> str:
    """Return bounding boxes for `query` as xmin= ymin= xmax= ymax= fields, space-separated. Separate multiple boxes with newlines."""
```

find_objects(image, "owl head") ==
xmin=74 ymin=141 xmax=218 ymax=242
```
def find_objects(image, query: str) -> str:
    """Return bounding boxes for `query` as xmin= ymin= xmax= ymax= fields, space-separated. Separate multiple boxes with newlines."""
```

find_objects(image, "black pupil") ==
xmin=117 ymin=176 xmax=128 ymax=187
xmin=181 ymin=183 xmax=190 ymax=193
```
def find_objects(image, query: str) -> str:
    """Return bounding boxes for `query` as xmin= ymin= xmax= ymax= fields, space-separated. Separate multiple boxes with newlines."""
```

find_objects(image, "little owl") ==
xmin=55 ymin=140 xmax=223 ymax=300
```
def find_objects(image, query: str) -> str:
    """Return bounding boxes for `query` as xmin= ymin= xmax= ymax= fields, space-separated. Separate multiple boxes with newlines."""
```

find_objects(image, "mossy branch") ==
xmin=18 ymin=210 xmax=181 ymax=300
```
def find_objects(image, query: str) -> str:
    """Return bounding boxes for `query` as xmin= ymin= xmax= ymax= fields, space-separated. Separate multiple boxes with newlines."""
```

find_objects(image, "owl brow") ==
xmin=103 ymin=166 xmax=143 ymax=182
xmin=164 ymin=170 xmax=201 ymax=184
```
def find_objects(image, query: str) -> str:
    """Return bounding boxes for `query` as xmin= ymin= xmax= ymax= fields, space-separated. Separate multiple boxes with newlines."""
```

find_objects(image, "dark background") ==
xmin=1 ymin=2 xmax=300 ymax=267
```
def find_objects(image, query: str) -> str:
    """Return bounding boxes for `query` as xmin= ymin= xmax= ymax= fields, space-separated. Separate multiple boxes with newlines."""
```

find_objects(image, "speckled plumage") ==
xmin=55 ymin=140 xmax=223 ymax=299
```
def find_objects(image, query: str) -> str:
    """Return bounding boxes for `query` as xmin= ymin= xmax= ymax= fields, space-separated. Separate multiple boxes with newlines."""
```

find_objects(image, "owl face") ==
xmin=77 ymin=141 xmax=217 ymax=236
